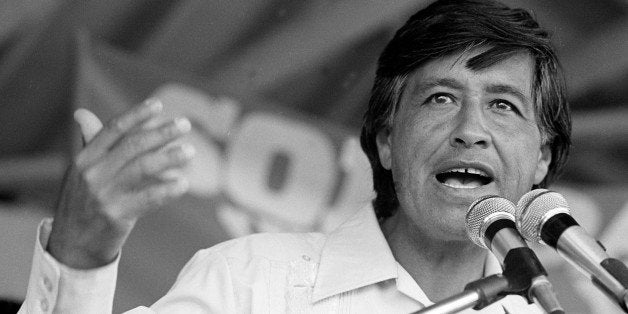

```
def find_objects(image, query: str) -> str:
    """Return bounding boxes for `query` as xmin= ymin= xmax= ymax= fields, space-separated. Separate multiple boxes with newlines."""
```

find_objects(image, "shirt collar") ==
xmin=311 ymin=205 xmax=504 ymax=303
xmin=312 ymin=205 xmax=397 ymax=302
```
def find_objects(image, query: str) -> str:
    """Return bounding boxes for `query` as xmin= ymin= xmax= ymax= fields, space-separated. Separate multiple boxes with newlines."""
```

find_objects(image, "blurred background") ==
xmin=0 ymin=0 xmax=626 ymax=313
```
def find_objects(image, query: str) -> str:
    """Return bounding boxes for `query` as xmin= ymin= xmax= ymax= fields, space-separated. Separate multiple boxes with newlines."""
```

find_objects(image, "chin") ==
xmin=448 ymin=226 xmax=472 ymax=242
xmin=432 ymin=214 xmax=471 ymax=242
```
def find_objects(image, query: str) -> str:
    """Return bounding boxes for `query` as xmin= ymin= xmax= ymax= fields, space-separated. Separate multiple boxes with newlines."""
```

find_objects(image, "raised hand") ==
xmin=46 ymin=99 xmax=195 ymax=269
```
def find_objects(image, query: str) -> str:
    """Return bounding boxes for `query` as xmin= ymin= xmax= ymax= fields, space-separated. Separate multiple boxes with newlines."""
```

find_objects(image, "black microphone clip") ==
xmin=501 ymin=247 xmax=548 ymax=303
xmin=464 ymin=246 xmax=550 ymax=311
xmin=463 ymin=274 xmax=509 ymax=310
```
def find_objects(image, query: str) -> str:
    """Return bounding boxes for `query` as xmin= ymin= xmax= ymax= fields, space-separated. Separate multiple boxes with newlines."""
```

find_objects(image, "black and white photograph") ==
xmin=1 ymin=0 xmax=627 ymax=313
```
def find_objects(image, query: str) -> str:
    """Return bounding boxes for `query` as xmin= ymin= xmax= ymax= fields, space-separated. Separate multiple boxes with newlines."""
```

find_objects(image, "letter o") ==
xmin=225 ymin=113 xmax=335 ymax=229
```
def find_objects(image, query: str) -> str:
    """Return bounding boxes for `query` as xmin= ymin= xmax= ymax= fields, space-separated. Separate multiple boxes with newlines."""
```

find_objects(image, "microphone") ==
xmin=516 ymin=189 xmax=628 ymax=312
xmin=466 ymin=195 xmax=564 ymax=314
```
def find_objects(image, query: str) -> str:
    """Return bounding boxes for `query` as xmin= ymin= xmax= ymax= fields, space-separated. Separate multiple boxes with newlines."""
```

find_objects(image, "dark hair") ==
xmin=359 ymin=0 xmax=572 ymax=220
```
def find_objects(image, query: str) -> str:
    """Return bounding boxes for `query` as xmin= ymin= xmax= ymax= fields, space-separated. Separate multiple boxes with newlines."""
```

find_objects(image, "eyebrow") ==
xmin=485 ymin=84 xmax=530 ymax=105
xmin=414 ymin=78 xmax=531 ymax=104
xmin=415 ymin=78 xmax=464 ymax=95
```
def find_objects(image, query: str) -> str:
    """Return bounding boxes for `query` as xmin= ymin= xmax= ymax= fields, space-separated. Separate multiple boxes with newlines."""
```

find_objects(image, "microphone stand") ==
xmin=596 ymin=257 xmax=628 ymax=312
xmin=414 ymin=247 xmax=564 ymax=314
xmin=413 ymin=274 xmax=509 ymax=314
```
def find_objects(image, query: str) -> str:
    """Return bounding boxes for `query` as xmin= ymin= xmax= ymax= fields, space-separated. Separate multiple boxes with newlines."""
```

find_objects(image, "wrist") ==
xmin=46 ymin=219 xmax=130 ymax=269
xmin=46 ymin=239 xmax=120 ymax=269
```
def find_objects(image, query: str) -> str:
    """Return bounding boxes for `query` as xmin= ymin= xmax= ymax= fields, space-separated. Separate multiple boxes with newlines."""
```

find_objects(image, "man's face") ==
xmin=376 ymin=49 xmax=551 ymax=240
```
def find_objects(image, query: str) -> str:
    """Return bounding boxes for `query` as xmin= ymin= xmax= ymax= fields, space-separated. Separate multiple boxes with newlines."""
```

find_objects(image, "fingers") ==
xmin=71 ymin=97 xmax=194 ymax=203
xmin=104 ymin=117 xmax=192 ymax=175
xmin=113 ymin=177 xmax=190 ymax=219
xmin=116 ymin=143 xmax=195 ymax=186
xmin=76 ymin=99 xmax=163 ymax=167
xmin=74 ymin=109 xmax=103 ymax=144
xmin=139 ymin=115 xmax=172 ymax=131
xmin=103 ymin=143 xmax=194 ymax=220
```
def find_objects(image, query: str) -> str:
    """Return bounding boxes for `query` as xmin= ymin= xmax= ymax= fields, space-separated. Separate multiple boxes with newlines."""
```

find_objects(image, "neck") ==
xmin=381 ymin=210 xmax=488 ymax=302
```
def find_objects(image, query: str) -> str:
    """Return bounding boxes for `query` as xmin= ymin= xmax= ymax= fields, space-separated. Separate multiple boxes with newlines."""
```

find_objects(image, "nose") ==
xmin=449 ymin=102 xmax=491 ymax=149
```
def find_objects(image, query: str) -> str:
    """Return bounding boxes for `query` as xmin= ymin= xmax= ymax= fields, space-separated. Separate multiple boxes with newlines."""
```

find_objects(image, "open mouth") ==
xmin=435 ymin=168 xmax=493 ymax=189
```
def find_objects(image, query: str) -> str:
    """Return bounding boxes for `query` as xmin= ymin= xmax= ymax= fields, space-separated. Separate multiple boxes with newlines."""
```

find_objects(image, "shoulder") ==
xmin=196 ymin=232 xmax=327 ymax=263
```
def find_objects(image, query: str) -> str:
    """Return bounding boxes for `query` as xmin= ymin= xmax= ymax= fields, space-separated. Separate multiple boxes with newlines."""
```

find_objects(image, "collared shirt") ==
xmin=19 ymin=207 xmax=544 ymax=313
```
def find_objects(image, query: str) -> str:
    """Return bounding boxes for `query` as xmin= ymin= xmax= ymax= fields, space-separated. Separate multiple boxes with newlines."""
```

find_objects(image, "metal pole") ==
xmin=413 ymin=290 xmax=480 ymax=314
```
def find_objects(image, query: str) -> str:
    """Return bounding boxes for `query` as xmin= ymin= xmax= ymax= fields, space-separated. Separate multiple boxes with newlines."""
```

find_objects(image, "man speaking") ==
xmin=19 ymin=0 xmax=571 ymax=312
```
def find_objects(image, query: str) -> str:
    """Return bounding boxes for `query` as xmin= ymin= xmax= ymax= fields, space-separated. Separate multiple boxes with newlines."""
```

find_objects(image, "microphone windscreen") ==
xmin=466 ymin=195 xmax=516 ymax=249
xmin=516 ymin=189 xmax=570 ymax=243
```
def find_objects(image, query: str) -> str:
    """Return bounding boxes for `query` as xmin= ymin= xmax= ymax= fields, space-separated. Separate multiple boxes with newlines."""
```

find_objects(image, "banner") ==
xmin=76 ymin=35 xmax=628 ymax=314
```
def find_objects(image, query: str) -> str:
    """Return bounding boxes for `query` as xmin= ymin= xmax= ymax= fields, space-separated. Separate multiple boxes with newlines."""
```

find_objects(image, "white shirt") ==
xmin=18 ymin=207 xmax=544 ymax=313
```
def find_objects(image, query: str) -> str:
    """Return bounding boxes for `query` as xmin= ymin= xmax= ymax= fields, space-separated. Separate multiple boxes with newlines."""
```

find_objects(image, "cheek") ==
xmin=492 ymin=118 xmax=543 ymax=168
xmin=392 ymin=115 xmax=444 ymax=164
xmin=494 ymin=117 xmax=542 ymax=150
xmin=392 ymin=132 xmax=445 ymax=200
xmin=501 ymin=134 xmax=543 ymax=182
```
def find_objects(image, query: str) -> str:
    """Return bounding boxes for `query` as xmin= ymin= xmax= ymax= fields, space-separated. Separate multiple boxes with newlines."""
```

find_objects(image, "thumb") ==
xmin=74 ymin=108 xmax=103 ymax=144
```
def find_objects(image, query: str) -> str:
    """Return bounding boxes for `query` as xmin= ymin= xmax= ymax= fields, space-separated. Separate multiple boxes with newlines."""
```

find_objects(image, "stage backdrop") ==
xmin=73 ymin=34 xmax=628 ymax=314
xmin=1 ymin=1 xmax=627 ymax=313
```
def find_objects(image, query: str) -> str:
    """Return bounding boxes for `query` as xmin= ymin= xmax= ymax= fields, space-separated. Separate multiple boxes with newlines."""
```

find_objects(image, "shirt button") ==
xmin=43 ymin=277 xmax=53 ymax=292
xmin=302 ymin=255 xmax=311 ymax=261
xmin=40 ymin=298 xmax=49 ymax=311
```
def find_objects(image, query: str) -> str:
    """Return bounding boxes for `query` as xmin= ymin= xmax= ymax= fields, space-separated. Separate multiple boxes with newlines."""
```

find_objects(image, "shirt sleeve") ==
xmin=17 ymin=218 xmax=119 ymax=314
xmin=18 ymin=220 xmax=240 ymax=314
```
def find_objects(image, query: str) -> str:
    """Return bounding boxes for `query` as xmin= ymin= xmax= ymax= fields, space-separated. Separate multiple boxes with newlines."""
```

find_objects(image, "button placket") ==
xmin=286 ymin=258 xmax=318 ymax=313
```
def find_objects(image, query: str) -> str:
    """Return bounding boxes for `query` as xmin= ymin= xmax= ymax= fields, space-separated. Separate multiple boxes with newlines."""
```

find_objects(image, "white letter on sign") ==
xmin=225 ymin=113 xmax=335 ymax=229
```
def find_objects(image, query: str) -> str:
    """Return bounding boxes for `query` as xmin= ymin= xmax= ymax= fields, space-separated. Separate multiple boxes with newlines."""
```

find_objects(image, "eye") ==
xmin=489 ymin=99 xmax=519 ymax=113
xmin=425 ymin=93 xmax=455 ymax=106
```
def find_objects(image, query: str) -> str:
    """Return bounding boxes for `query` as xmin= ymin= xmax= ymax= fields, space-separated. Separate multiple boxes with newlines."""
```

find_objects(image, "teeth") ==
xmin=445 ymin=167 xmax=488 ymax=177
xmin=438 ymin=167 xmax=491 ymax=189
xmin=442 ymin=179 xmax=482 ymax=189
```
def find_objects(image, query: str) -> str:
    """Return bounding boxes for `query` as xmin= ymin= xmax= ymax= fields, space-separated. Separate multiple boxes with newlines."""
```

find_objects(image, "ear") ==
xmin=533 ymin=144 xmax=552 ymax=185
xmin=376 ymin=128 xmax=393 ymax=170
